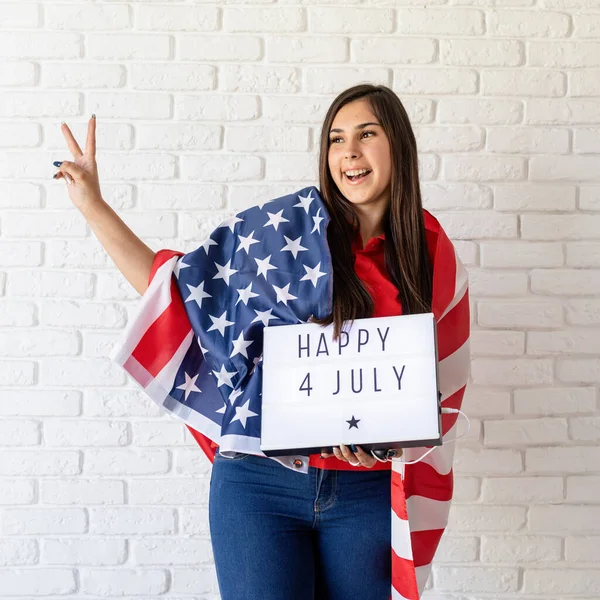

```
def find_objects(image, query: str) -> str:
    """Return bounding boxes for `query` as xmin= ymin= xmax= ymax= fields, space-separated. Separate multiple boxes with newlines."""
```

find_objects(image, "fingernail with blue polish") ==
xmin=349 ymin=444 xmax=357 ymax=453
xmin=52 ymin=173 xmax=58 ymax=179
xmin=53 ymin=161 xmax=62 ymax=167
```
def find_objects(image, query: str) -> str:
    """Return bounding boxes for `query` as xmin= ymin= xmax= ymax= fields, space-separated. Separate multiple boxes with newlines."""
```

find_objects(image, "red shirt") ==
xmin=309 ymin=230 xmax=402 ymax=472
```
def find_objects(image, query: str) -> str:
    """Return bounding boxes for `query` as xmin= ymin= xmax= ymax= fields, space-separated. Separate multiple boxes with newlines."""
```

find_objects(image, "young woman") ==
xmin=55 ymin=85 xmax=454 ymax=600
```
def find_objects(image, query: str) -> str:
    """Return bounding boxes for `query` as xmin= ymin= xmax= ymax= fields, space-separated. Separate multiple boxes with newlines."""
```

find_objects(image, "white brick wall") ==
xmin=0 ymin=1 xmax=598 ymax=598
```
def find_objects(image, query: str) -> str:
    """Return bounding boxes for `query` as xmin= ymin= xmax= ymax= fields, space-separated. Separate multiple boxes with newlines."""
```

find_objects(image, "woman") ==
xmin=55 ymin=84 xmax=465 ymax=600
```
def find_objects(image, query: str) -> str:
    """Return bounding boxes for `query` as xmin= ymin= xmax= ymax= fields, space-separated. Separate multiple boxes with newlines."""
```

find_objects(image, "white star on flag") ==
xmin=300 ymin=262 xmax=326 ymax=287
xmin=215 ymin=403 xmax=227 ymax=414
xmin=263 ymin=209 xmax=289 ymax=231
xmin=176 ymin=372 xmax=202 ymax=401
xmin=236 ymin=231 xmax=260 ymax=254
xmin=228 ymin=387 xmax=243 ymax=405
xmin=252 ymin=308 xmax=279 ymax=326
xmin=174 ymin=258 xmax=191 ymax=279
xmin=294 ymin=191 xmax=314 ymax=214
xmin=200 ymin=238 xmax=218 ymax=254
xmin=230 ymin=399 xmax=259 ymax=429
xmin=230 ymin=331 xmax=253 ymax=359
xmin=273 ymin=283 xmax=297 ymax=305
xmin=207 ymin=311 xmax=234 ymax=336
xmin=213 ymin=260 xmax=238 ymax=286
xmin=218 ymin=215 xmax=244 ymax=233
xmin=236 ymin=282 xmax=259 ymax=306
xmin=212 ymin=364 xmax=237 ymax=388
xmin=281 ymin=235 xmax=308 ymax=259
xmin=185 ymin=281 xmax=212 ymax=308
xmin=311 ymin=208 xmax=324 ymax=234
xmin=255 ymin=255 xmax=278 ymax=279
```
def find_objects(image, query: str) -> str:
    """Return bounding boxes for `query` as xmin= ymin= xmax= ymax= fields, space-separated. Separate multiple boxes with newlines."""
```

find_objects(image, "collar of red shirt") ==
xmin=351 ymin=228 xmax=386 ymax=253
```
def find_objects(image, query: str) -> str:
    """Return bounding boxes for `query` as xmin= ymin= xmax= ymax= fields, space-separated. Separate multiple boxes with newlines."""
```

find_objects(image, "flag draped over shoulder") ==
xmin=390 ymin=210 xmax=471 ymax=600
xmin=110 ymin=185 xmax=470 ymax=599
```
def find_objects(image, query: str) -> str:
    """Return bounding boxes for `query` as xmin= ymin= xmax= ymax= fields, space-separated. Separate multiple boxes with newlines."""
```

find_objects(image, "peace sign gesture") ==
xmin=54 ymin=115 xmax=103 ymax=210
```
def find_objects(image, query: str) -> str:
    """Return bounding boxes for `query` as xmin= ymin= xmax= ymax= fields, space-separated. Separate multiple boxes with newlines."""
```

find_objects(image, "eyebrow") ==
xmin=329 ymin=122 xmax=381 ymax=134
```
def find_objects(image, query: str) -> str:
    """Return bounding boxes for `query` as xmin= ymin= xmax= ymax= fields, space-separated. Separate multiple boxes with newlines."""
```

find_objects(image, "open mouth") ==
xmin=345 ymin=170 xmax=372 ymax=184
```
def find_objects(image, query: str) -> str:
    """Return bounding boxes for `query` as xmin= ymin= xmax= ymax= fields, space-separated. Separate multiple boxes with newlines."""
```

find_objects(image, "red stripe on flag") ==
xmin=132 ymin=277 xmax=192 ymax=378
xmin=391 ymin=470 xmax=408 ymax=520
xmin=391 ymin=550 xmax=420 ymax=600
xmin=430 ymin=229 xmax=457 ymax=323
xmin=186 ymin=426 xmax=217 ymax=464
xmin=440 ymin=385 xmax=468 ymax=435
xmin=436 ymin=291 xmax=470 ymax=361
xmin=403 ymin=462 xmax=454 ymax=502
xmin=410 ymin=528 xmax=445 ymax=568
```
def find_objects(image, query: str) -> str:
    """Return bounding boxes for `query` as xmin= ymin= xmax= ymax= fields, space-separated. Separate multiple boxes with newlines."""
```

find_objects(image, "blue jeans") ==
xmin=209 ymin=452 xmax=391 ymax=600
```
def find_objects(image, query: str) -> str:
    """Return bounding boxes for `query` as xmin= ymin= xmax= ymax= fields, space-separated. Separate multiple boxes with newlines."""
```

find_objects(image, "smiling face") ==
xmin=327 ymin=98 xmax=393 ymax=213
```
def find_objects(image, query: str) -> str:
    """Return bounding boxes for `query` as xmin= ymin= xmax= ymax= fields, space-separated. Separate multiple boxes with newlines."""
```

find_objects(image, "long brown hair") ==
xmin=312 ymin=84 xmax=433 ymax=338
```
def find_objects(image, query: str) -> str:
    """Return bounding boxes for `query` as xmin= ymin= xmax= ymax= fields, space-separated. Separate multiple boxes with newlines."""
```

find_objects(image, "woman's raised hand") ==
xmin=54 ymin=115 xmax=103 ymax=210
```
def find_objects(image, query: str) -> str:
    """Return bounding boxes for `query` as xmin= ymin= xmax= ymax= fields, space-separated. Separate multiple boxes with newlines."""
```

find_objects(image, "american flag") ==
xmin=111 ymin=186 xmax=470 ymax=599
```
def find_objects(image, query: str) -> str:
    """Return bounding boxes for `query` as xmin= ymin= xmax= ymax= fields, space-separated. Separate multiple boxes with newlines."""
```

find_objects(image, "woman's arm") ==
xmin=78 ymin=198 xmax=155 ymax=296
xmin=55 ymin=116 xmax=155 ymax=296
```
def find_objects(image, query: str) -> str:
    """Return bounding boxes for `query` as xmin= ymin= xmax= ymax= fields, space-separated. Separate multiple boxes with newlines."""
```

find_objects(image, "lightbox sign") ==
xmin=260 ymin=313 xmax=442 ymax=455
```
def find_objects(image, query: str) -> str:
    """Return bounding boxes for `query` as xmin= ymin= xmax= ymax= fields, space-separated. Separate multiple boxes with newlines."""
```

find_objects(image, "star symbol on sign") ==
xmin=185 ymin=281 xmax=212 ymax=308
xmin=200 ymin=238 xmax=218 ymax=254
xmin=300 ymin=262 xmax=326 ymax=287
xmin=273 ymin=283 xmax=297 ymax=305
xmin=252 ymin=308 xmax=279 ymax=327
xmin=346 ymin=415 xmax=360 ymax=429
xmin=281 ymin=235 xmax=308 ymax=259
xmin=230 ymin=399 xmax=259 ymax=429
xmin=236 ymin=282 xmax=259 ymax=306
xmin=236 ymin=231 xmax=260 ymax=255
xmin=293 ymin=191 xmax=314 ymax=214
xmin=176 ymin=372 xmax=202 ymax=401
xmin=213 ymin=260 xmax=238 ymax=286
xmin=218 ymin=214 xmax=244 ymax=233
xmin=212 ymin=364 xmax=236 ymax=388
xmin=311 ymin=208 xmax=324 ymax=234
xmin=174 ymin=258 xmax=191 ymax=279
xmin=263 ymin=209 xmax=289 ymax=231
xmin=207 ymin=311 xmax=234 ymax=336
xmin=255 ymin=255 xmax=278 ymax=280
xmin=230 ymin=331 xmax=253 ymax=359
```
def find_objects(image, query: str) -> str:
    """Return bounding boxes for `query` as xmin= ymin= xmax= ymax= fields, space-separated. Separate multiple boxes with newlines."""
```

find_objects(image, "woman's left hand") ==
xmin=321 ymin=444 xmax=377 ymax=468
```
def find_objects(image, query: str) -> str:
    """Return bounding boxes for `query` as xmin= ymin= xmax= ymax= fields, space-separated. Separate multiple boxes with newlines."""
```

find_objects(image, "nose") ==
xmin=344 ymin=138 xmax=360 ymax=159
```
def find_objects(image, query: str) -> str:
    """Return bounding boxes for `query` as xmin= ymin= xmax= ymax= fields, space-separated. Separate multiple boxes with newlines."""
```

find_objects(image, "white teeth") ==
xmin=345 ymin=169 xmax=370 ymax=177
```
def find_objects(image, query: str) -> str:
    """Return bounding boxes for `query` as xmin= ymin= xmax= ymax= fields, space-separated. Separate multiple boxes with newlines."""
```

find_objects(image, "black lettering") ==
xmin=377 ymin=326 xmax=390 ymax=352
xmin=316 ymin=333 xmax=329 ymax=357
xmin=357 ymin=328 xmax=369 ymax=352
xmin=373 ymin=367 xmax=381 ymax=392
xmin=351 ymin=368 xmax=363 ymax=393
xmin=299 ymin=372 xmax=313 ymax=396
xmin=392 ymin=365 xmax=406 ymax=390
xmin=338 ymin=330 xmax=349 ymax=355
xmin=298 ymin=333 xmax=310 ymax=358
xmin=332 ymin=370 xmax=340 ymax=395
